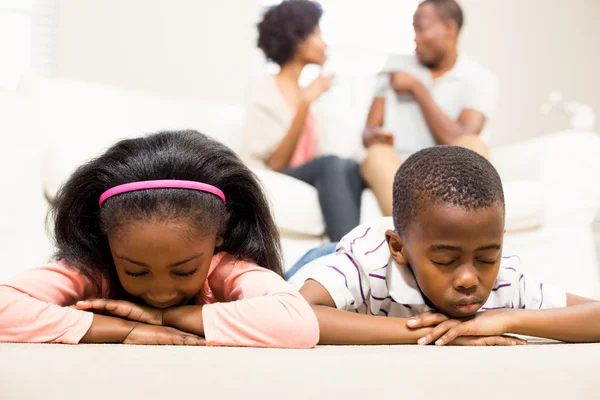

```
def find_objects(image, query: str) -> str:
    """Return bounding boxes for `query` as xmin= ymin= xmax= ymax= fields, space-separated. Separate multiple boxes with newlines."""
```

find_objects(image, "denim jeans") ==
xmin=285 ymin=242 xmax=338 ymax=280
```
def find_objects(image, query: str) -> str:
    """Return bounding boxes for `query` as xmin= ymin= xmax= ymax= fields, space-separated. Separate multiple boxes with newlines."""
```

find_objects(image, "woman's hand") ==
xmin=76 ymin=299 xmax=164 ymax=326
xmin=302 ymin=74 xmax=334 ymax=103
xmin=123 ymin=323 xmax=205 ymax=346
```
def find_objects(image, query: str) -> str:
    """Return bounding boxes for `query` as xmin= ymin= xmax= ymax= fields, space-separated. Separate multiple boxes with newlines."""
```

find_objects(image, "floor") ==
xmin=1 ymin=341 xmax=599 ymax=400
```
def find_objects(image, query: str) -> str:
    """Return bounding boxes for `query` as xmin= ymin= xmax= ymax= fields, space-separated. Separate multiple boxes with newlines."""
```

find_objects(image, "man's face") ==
xmin=388 ymin=202 xmax=505 ymax=318
xmin=413 ymin=2 xmax=454 ymax=68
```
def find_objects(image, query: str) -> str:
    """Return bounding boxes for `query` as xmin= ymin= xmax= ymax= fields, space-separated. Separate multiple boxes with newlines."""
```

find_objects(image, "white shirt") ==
xmin=375 ymin=55 xmax=498 ymax=159
xmin=290 ymin=217 xmax=566 ymax=317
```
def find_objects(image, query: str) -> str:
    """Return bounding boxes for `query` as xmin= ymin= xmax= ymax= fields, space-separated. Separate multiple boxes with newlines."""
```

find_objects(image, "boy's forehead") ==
xmin=407 ymin=202 xmax=504 ymax=244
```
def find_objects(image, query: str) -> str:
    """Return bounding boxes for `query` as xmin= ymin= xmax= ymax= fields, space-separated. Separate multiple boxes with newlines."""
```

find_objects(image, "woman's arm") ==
xmin=267 ymin=98 xmax=311 ymax=171
xmin=268 ymin=75 xmax=333 ymax=171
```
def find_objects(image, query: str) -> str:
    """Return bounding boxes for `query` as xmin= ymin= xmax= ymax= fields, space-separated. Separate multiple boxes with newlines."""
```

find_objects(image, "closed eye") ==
xmin=124 ymin=270 xmax=149 ymax=277
xmin=477 ymin=259 xmax=499 ymax=265
xmin=173 ymin=267 xmax=199 ymax=277
xmin=431 ymin=260 xmax=456 ymax=266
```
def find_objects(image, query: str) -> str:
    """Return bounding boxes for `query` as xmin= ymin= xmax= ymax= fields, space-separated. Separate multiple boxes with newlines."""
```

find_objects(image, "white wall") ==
xmin=56 ymin=0 xmax=263 ymax=105
xmin=460 ymin=0 xmax=600 ymax=145
xmin=54 ymin=0 xmax=600 ymax=145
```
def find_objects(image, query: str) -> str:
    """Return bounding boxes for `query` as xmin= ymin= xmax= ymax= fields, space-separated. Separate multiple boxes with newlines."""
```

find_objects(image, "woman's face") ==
xmin=297 ymin=26 xmax=327 ymax=66
xmin=108 ymin=220 xmax=222 ymax=308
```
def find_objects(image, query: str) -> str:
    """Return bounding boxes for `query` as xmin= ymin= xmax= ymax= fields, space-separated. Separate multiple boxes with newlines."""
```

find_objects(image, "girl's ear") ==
xmin=385 ymin=229 xmax=408 ymax=265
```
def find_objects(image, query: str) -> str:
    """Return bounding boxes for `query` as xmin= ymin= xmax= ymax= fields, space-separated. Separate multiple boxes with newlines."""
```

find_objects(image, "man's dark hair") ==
xmin=393 ymin=146 xmax=504 ymax=235
xmin=257 ymin=0 xmax=323 ymax=66
xmin=422 ymin=0 xmax=464 ymax=31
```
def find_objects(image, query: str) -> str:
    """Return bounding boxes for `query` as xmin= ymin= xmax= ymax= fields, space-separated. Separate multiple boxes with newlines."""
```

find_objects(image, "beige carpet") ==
xmin=1 ymin=342 xmax=598 ymax=400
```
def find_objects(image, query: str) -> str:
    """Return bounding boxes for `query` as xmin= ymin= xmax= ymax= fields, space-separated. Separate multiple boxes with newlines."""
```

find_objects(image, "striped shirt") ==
xmin=289 ymin=217 xmax=566 ymax=317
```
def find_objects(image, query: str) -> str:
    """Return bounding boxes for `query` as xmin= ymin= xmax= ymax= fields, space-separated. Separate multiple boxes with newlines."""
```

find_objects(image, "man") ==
xmin=361 ymin=0 xmax=498 ymax=216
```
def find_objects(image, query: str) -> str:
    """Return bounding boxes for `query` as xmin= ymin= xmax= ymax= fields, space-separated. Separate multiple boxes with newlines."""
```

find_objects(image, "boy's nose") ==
xmin=453 ymin=264 xmax=478 ymax=293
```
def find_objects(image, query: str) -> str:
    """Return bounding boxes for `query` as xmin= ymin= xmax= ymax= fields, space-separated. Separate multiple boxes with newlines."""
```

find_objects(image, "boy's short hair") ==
xmin=392 ymin=146 xmax=505 ymax=235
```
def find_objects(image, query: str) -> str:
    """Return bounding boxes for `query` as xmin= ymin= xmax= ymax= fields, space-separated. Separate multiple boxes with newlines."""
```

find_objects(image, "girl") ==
xmin=243 ymin=0 xmax=366 ymax=241
xmin=0 ymin=130 xmax=319 ymax=348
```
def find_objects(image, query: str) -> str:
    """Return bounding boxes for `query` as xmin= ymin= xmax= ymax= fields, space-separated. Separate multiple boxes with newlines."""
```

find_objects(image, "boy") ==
xmin=289 ymin=146 xmax=599 ymax=345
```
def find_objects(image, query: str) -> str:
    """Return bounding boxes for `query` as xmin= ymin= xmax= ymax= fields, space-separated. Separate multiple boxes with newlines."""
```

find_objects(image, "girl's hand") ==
xmin=418 ymin=309 xmax=516 ymax=346
xmin=123 ymin=323 xmax=205 ymax=346
xmin=76 ymin=299 xmax=164 ymax=326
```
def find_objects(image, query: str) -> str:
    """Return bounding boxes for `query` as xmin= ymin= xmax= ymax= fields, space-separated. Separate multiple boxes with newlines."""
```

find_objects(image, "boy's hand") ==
xmin=76 ymin=299 xmax=164 ymax=326
xmin=415 ymin=309 xmax=517 ymax=346
xmin=407 ymin=311 xmax=463 ymax=345
xmin=123 ymin=323 xmax=205 ymax=346
xmin=449 ymin=335 xmax=527 ymax=346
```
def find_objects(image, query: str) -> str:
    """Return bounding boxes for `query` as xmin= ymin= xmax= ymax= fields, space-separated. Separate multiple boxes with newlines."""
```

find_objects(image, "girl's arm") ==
xmin=0 ymin=263 xmax=97 ymax=343
xmin=163 ymin=258 xmax=319 ymax=348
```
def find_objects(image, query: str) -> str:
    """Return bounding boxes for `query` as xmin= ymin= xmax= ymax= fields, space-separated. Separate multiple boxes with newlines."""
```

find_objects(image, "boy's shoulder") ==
xmin=337 ymin=217 xmax=394 ymax=272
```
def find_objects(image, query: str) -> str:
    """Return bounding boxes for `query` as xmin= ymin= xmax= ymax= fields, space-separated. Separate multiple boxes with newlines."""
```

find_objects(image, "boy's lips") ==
xmin=450 ymin=297 xmax=483 ymax=313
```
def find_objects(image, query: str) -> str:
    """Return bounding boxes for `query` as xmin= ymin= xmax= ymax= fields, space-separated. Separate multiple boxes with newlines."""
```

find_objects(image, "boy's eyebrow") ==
xmin=428 ymin=244 xmax=501 ymax=252
xmin=117 ymin=253 xmax=204 ymax=268
xmin=429 ymin=245 xmax=460 ymax=252
xmin=475 ymin=244 xmax=502 ymax=251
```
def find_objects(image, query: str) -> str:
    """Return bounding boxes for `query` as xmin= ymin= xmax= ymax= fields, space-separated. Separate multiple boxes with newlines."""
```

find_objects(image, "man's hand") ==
xmin=364 ymin=128 xmax=395 ymax=147
xmin=76 ymin=299 xmax=164 ymax=326
xmin=302 ymin=74 xmax=334 ymax=104
xmin=123 ymin=323 xmax=205 ymax=346
xmin=411 ymin=309 xmax=521 ymax=346
xmin=390 ymin=71 xmax=419 ymax=93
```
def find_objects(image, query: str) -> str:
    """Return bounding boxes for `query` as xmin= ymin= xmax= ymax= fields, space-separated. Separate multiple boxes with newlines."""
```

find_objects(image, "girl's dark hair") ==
xmin=257 ymin=0 xmax=323 ymax=66
xmin=51 ymin=130 xmax=283 ymax=297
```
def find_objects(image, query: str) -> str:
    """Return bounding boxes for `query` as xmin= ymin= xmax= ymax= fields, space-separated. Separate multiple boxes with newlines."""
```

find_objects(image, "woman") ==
xmin=244 ymin=0 xmax=365 ymax=241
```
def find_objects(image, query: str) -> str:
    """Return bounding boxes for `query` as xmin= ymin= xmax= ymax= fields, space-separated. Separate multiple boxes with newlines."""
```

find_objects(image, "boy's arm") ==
xmin=301 ymin=279 xmax=433 ymax=345
xmin=508 ymin=294 xmax=600 ymax=342
xmin=417 ymin=294 xmax=600 ymax=345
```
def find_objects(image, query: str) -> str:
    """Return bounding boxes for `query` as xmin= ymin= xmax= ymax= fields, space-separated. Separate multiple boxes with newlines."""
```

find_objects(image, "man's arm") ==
xmin=411 ymin=81 xmax=486 ymax=144
xmin=390 ymin=71 xmax=487 ymax=145
xmin=362 ymin=97 xmax=394 ymax=148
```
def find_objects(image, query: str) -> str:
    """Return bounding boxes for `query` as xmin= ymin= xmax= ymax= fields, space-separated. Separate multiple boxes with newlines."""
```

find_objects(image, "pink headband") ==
xmin=98 ymin=180 xmax=226 ymax=206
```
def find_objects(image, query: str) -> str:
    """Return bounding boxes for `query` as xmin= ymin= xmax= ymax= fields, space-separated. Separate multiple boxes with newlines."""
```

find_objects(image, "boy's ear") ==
xmin=385 ymin=229 xmax=408 ymax=265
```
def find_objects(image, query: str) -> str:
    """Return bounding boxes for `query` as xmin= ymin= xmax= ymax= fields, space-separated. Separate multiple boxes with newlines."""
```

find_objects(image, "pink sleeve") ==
xmin=202 ymin=258 xmax=319 ymax=348
xmin=0 ymin=262 xmax=97 ymax=344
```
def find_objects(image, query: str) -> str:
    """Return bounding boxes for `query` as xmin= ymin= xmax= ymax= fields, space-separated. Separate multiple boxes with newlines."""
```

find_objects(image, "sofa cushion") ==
xmin=504 ymin=180 xmax=544 ymax=232
xmin=252 ymin=168 xmax=326 ymax=237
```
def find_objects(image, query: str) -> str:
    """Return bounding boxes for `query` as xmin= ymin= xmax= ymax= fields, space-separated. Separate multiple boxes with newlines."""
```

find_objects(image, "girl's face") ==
xmin=108 ymin=220 xmax=222 ymax=308
xmin=296 ymin=25 xmax=327 ymax=66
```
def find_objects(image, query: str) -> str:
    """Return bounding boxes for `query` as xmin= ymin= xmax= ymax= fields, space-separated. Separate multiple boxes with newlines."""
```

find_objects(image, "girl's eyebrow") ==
xmin=117 ymin=253 xmax=204 ymax=268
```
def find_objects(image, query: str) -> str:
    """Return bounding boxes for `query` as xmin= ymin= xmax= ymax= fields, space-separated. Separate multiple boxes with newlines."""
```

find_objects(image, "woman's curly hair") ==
xmin=257 ymin=0 xmax=323 ymax=66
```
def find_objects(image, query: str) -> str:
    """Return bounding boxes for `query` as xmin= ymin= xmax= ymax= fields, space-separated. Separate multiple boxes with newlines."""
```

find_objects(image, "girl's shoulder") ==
xmin=207 ymin=252 xmax=266 ymax=277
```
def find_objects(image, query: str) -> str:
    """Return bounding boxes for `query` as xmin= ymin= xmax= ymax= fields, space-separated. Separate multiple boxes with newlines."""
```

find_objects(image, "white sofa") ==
xmin=9 ymin=76 xmax=600 ymax=299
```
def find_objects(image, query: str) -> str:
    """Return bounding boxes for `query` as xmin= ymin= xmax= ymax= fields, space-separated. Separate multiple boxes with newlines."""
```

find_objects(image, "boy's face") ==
xmin=387 ymin=202 xmax=505 ymax=318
